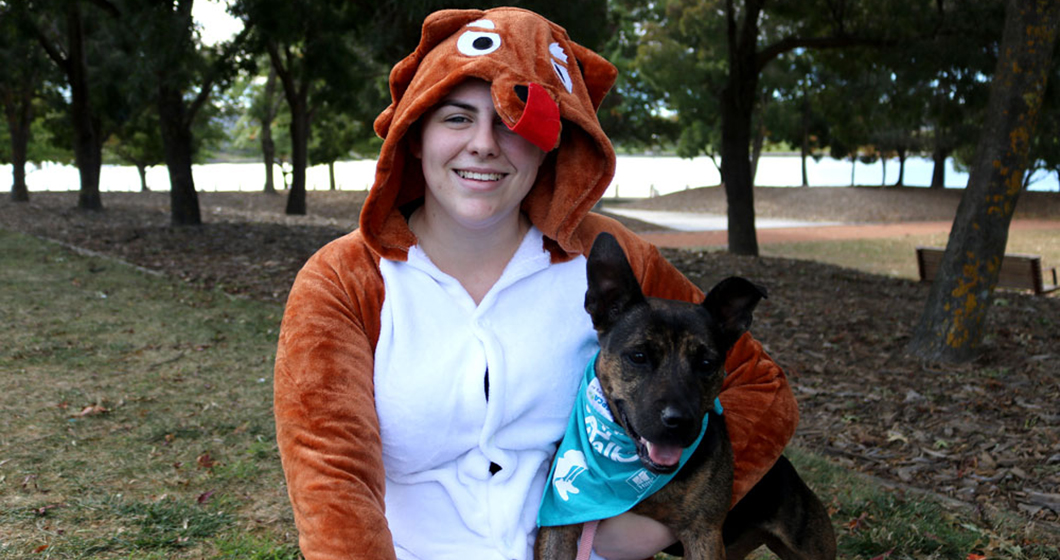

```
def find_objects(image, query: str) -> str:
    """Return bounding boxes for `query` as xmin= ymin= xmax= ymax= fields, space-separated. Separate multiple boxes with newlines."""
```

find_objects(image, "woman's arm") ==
xmin=593 ymin=512 xmax=678 ymax=559
xmin=274 ymin=238 xmax=397 ymax=560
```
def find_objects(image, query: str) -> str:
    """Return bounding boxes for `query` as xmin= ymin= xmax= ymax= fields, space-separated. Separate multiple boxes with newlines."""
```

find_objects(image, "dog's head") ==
xmin=584 ymin=233 xmax=766 ymax=473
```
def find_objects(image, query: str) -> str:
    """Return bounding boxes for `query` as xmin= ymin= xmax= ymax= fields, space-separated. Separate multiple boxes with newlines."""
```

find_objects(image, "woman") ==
xmin=274 ymin=7 xmax=797 ymax=560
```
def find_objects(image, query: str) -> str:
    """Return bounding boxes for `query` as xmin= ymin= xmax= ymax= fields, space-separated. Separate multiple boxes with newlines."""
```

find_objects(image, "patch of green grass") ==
xmin=761 ymin=228 xmax=1060 ymax=284
xmin=786 ymin=447 xmax=1057 ymax=560
xmin=213 ymin=535 xmax=302 ymax=559
xmin=0 ymin=230 xmax=295 ymax=558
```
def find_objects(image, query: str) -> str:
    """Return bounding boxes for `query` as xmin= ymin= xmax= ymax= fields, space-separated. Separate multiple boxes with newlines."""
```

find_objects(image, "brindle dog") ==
xmin=535 ymin=233 xmax=835 ymax=560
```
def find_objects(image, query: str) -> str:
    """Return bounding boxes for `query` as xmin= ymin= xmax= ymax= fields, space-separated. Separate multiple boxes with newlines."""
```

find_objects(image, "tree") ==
xmin=17 ymin=0 xmax=123 ymax=211
xmin=309 ymin=104 xmax=375 ymax=191
xmin=636 ymin=0 xmax=933 ymax=255
xmin=908 ymin=0 xmax=1060 ymax=363
xmin=104 ymin=109 xmax=164 ymax=192
xmin=124 ymin=0 xmax=246 ymax=225
xmin=257 ymin=65 xmax=282 ymax=194
xmin=0 ymin=5 xmax=53 ymax=202
xmin=1025 ymin=54 xmax=1060 ymax=190
xmin=760 ymin=53 xmax=831 ymax=187
xmin=595 ymin=0 xmax=680 ymax=152
xmin=231 ymin=0 xmax=383 ymax=215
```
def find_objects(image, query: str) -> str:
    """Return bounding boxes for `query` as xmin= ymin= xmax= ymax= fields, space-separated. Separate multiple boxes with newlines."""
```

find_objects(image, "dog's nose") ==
xmin=660 ymin=406 xmax=692 ymax=431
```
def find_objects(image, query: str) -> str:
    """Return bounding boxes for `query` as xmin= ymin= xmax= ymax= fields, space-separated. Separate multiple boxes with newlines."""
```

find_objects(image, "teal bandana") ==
xmin=538 ymin=355 xmax=722 ymax=527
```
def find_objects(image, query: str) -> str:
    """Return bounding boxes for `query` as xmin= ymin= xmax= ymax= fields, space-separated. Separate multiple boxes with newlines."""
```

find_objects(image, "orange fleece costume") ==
xmin=274 ymin=7 xmax=798 ymax=559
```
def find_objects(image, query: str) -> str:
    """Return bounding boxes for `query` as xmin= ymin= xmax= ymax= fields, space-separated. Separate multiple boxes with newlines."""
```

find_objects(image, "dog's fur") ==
xmin=535 ymin=233 xmax=835 ymax=560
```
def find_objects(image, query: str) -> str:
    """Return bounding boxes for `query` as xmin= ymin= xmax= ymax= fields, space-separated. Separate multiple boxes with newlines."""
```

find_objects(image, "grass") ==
xmin=783 ymin=448 xmax=1058 ymax=560
xmin=761 ymin=228 xmax=1060 ymax=284
xmin=1 ymin=227 xmax=1057 ymax=559
xmin=0 ymin=229 xmax=298 ymax=558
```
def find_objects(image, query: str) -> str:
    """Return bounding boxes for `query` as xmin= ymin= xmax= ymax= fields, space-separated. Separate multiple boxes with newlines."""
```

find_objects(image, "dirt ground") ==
xmin=2 ymin=186 xmax=1059 ymax=542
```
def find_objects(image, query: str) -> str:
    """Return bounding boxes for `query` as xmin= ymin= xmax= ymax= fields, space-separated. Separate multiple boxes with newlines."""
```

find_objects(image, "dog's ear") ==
xmin=585 ymin=233 xmax=646 ymax=331
xmin=702 ymin=277 xmax=767 ymax=345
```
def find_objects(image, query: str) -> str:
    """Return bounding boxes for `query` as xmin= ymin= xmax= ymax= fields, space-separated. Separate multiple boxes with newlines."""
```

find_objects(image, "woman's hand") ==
xmin=592 ymin=511 xmax=677 ymax=560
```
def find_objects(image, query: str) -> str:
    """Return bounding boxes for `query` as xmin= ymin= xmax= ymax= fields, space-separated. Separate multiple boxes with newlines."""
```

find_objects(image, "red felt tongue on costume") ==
xmin=509 ymin=82 xmax=560 ymax=152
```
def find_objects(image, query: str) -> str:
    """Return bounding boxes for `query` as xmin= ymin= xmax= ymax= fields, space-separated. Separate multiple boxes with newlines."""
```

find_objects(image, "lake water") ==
xmin=4 ymin=154 xmax=1058 ymax=197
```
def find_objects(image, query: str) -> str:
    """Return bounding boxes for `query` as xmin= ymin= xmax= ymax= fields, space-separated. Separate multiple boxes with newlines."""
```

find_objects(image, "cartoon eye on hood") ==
xmin=457 ymin=20 xmax=501 ymax=56
xmin=550 ymin=42 xmax=573 ymax=93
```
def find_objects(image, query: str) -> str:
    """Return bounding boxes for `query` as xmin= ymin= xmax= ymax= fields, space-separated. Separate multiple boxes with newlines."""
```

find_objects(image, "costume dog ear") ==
xmin=569 ymin=42 xmax=617 ymax=111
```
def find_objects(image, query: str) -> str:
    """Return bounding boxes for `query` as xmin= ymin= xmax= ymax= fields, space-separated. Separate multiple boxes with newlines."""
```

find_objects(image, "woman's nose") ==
xmin=467 ymin=120 xmax=500 ymax=158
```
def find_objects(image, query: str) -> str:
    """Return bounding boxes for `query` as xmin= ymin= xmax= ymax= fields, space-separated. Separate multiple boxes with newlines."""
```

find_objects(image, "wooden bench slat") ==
xmin=915 ymin=246 xmax=1058 ymax=296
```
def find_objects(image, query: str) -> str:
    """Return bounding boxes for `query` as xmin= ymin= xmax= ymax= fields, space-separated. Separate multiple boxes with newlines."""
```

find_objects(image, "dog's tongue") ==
xmin=645 ymin=440 xmax=683 ymax=467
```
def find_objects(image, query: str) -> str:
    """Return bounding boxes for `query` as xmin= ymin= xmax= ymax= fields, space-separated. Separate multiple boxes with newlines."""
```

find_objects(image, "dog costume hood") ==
xmin=360 ymin=7 xmax=618 ymax=261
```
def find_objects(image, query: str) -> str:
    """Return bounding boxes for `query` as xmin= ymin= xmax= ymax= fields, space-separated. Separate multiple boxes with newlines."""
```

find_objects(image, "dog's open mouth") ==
xmin=617 ymin=403 xmax=685 ymax=474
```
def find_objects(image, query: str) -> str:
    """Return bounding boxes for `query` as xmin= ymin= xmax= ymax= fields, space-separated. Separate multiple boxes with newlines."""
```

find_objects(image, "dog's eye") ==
xmin=626 ymin=351 xmax=648 ymax=366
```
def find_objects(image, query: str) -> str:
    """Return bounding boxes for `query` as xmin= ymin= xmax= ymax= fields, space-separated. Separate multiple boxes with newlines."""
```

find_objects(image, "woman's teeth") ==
xmin=457 ymin=170 xmax=504 ymax=181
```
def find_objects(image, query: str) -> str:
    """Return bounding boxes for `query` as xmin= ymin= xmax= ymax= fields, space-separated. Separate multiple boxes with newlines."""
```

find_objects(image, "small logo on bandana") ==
xmin=625 ymin=470 xmax=657 ymax=494
xmin=553 ymin=450 xmax=588 ymax=502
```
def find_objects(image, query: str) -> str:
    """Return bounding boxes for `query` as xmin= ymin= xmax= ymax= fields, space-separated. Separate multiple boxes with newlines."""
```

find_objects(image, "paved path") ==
xmin=606 ymin=208 xmax=1060 ymax=249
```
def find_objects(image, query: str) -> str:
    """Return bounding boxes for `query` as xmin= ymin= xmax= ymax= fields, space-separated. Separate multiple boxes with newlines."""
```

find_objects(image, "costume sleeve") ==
xmin=603 ymin=223 xmax=799 ymax=507
xmin=273 ymin=237 xmax=396 ymax=560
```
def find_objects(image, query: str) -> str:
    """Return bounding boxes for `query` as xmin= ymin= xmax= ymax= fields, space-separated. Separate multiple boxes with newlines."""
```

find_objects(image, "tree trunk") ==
xmin=5 ymin=87 xmax=32 ymax=202
xmin=931 ymin=142 xmax=949 ymax=189
xmin=328 ymin=161 xmax=336 ymax=190
xmin=750 ymin=115 xmax=765 ymax=186
xmin=800 ymin=97 xmax=810 ymax=187
xmin=262 ymin=66 xmax=278 ymax=195
xmin=67 ymin=2 xmax=103 ymax=211
xmin=158 ymin=85 xmax=201 ymax=225
xmin=895 ymin=148 xmax=906 ymax=187
xmin=908 ymin=0 xmax=1059 ymax=363
xmin=137 ymin=164 xmax=149 ymax=192
xmin=285 ymin=91 xmax=309 ymax=215
xmin=719 ymin=0 xmax=763 ymax=256
xmin=880 ymin=157 xmax=887 ymax=187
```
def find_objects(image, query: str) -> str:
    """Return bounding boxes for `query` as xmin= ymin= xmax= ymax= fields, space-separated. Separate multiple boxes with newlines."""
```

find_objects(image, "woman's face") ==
xmin=415 ymin=80 xmax=547 ymax=234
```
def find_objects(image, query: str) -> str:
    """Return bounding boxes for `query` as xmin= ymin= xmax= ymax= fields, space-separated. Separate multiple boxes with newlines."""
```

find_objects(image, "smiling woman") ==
xmin=270 ymin=8 xmax=799 ymax=560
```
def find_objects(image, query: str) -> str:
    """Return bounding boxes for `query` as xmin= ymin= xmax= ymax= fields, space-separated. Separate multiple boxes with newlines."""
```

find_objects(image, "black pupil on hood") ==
xmin=473 ymin=36 xmax=494 ymax=50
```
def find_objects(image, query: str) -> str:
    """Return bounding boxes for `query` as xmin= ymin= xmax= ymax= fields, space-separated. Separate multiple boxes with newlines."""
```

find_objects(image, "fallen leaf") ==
xmin=33 ymin=545 xmax=48 ymax=554
xmin=75 ymin=405 xmax=109 ymax=417
xmin=886 ymin=430 xmax=908 ymax=444
xmin=869 ymin=549 xmax=894 ymax=560
xmin=196 ymin=452 xmax=216 ymax=469
xmin=197 ymin=490 xmax=216 ymax=504
xmin=846 ymin=512 xmax=869 ymax=533
xmin=967 ymin=554 xmax=986 ymax=560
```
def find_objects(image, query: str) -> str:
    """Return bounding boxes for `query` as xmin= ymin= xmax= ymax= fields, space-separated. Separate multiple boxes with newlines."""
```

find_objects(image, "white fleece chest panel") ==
xmin=374 ymin=227 xmax=599 ymax=560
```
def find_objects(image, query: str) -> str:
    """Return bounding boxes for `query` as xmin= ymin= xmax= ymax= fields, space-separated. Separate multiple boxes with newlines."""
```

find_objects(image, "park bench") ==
xmin=915 ymin=246 xmax=1059 ymax=296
